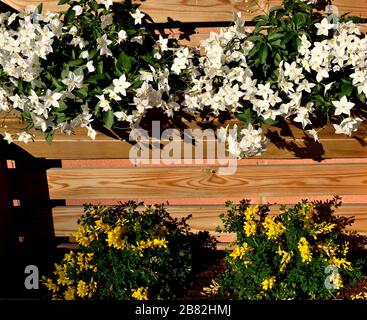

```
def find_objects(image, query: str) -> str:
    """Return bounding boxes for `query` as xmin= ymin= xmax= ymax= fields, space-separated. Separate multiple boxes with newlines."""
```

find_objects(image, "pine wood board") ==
xmin=45 ymin=163 xmax=367 ymax=200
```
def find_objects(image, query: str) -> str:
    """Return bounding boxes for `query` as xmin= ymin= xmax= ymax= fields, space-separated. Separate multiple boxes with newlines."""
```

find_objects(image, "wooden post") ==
xmin=0 ymin=159 xmax=14 ymax=259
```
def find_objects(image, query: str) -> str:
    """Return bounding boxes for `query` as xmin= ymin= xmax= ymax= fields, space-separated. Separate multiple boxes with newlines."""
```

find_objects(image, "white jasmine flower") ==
xmin=3 ymin=132 xmax=13 ymax=144
xmin=113 ymin=74 xmax=131 ymax=96
xmin=87 ymin=125 xmax=97 ymax=140
xmin=86 ymin=61 xmax=95 ymax=72
xmin=62 ymin=71 xmax=84 ymax=91
xmin=97 ymin=94 xmax=111 ymax=112
xmin=315 ymin=18 xmax=335 ymax=36
xmin=117 ymin=30 xmax=127 ymax=43
xmin=43 ymin=90 xmax=62 ymax=109
xmin=101 ymin=13 xmax=113 ymax=29
xmin=101 ymin=0 xmax=113 ymax=10
xmin=72 ymin=5 xmax=83 ymax=16
xmin=131 ymin=9 xmax=145 ymax=25
xmin=97 ymin=34 xmax=112 ymax=56
xmin=333 ymin=117 xmax=363 ymax=136
xmin=17 ymin=131 xmax=33 ymax=144
xmin=79 ymin=50 xmax=89 ymax=59
xmin=332 ymin=96 xmax=355 ymax=116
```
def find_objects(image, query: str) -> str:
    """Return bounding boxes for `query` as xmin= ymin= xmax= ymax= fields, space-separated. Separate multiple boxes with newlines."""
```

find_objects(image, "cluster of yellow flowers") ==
xmin=262 ymin=216 xmax=286 ymax=240
xmin=43 ymin=251 xmax=97 ymax=300
xmin=298 ymin=237 xmax=312 ymax=263
xmin=276 ymin=246 xmax=293 ymax=272
xmin=230 ymin=242 xmax=252 ymax=260
xmin=131 ymin=287 xmax=149 ymax=300
xmin=243 ymin=205 xmax=258 ymax=237
xmin=261 ymin=277 xmax=276 ymax=291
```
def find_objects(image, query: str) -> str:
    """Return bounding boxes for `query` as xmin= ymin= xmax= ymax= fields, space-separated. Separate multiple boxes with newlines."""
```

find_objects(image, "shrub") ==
xmin=43 ymin=201 xmax=214 ymax=300
xmin=217 ymin=197 xmax=366 ymax=299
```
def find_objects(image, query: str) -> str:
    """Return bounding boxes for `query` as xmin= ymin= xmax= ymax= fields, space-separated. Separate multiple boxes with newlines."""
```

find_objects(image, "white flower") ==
xmin=3 ymin=132 xmax=13 ymax=144
xmin=17 ymin=131 xmax=33 ymax=144
xmin=87 ymin=125 xmax=97 ymax=140
xmin=79 ymin=50 xmax=89 ymax=59
xmin=333 ymin=117 xmax=363 ymax=136
xmin=294 ymin=107 xmax=312 ymax=129
xmin=97 ymin=94 xmax=111 ymax=112
xmin=307 ymin=129 xmax=319 ymax=142
xmin=332 ymin=96 xmax=355 ymax=116
xmin=62 ymin=71 xmax=84 ymax=91
xmin=256 ymin=83 xmax=273 ymax=99
xmin=72 ymin=5 xmax=83 ymax=16
xmin=297 ymin=80 xmax=316 ymax=93
xmin=113 ymin=74 xmax=131 ymax=96
xmin=130 ymin=9 xmax=145 ymax=25
xmin=97 ymin=34 xmax=112 ymax=56
xmin=107 ymin=90 xmax=122 ymax=101
xmin=86 ymin=61 xmax=95 ymax=72
xmin=157 ymin=35 xmax=169 ymax=52
xmin=101 ymin=0 xmax=113 ymax=10
xmin=315 ymin=18 xmax=335 ymax=36
xmin=101 ymin=13 xmax=113 ymax=29
xmin=117 ymin=30 xmax=127 ymax=43
xmin=43 ymin=90 xmax=62 ymax=109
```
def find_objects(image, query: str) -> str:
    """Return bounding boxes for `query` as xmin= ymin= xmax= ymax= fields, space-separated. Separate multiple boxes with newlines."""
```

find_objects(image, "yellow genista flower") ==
xmin=329 ymin=257 xmax=351 ymax=270
xmin=76 ymin=252 xmax=95 ymax=271
xmin=54 ymin=263 xmax=73 ymax=286
xmin=106 ymin=226 xmax=127 ymax=250
xmin=328 ymin=272 xmax=343 ymax=290
xmin=262 ymin=216 xmax=286 ymax=240
xmin=76 ymin=280 xmax=89 ymax=298
xmin=243 ymin=220 xmax=257 ymax=237
xmin=299 ymin=202 xmax=315 ymax=222
xmin=152 ymin=238 xmax=168 ymax=249
xmin=43 ymin=277 xmax=59 ymax=293
xmin=298 ymin=237 xmax=312 ymax=263
xmin=261 ymin=277 xmax=276 ymax=291
xmin=75 ymin=226 xmax=94 ymax=247
xmin=63 ymin=251 xmax=75 ymax=263
xmin=311 ymin=222 xmax=336 ymax=239
xmin=276 ymin=247 xmax=293 ymax=272
xmin=230 ymin=242 xmax=252 ymax=260
xmin=64 ymin=286 xmax=76 ymax=300
xmin=244 ymin=205 xmax=259 ymax=221
xmin=134 ymin=238 xmax=168 ymax=252
xmin=131 ymin=287 xmax=148 ymax=300
xmin=95 ymin=219 xmax=111 ymax=233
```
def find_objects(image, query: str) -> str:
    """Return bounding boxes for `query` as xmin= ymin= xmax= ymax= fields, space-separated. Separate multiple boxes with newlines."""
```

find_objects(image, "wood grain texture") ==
xmin=0 ymin=160 xmax=14 ymax=258
xmin=46 ymin=163 xmax=367 ymax=200
xmin=52 ymin=204 xmax=367 ymax=237
xmin=3 ymin=0 xmax=367 ymax=21
xmin=3 ymin=117 xmax=367 ymax=160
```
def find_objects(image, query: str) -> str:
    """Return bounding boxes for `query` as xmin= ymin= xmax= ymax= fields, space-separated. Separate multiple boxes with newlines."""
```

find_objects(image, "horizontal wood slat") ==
xmin=51 ymin=204 xmax=367 ymax=237
xmin=3 ymin=118 xmax=367 ymax=159
xmin=46 ymin=163 xmax=367 ymax=200
xmin=3 ymin=0 xmax=367 ymax=22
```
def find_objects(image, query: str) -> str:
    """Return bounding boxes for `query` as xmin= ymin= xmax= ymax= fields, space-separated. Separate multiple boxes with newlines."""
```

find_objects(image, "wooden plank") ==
xmin=3 ymin=118 xmax=367 ymax=160
xmin=52 ymin=204 xmax=367 ymax=237
xmin=0 ymin=159 xmax=14 ymax=258
xmin=46 ymin=163 xmax=367 ymax=200
xmin=3 ymin=0 xmax=367 ymax=21
xmin=1 ymin=0 xmax=272 ymax=22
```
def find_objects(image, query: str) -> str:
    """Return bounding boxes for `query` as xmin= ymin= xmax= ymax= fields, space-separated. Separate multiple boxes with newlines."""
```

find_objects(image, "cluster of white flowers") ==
xmin=1 ymin=2 xmax=366 ymax=159
xmin=278 ymin=18 xmax=367 ymax=138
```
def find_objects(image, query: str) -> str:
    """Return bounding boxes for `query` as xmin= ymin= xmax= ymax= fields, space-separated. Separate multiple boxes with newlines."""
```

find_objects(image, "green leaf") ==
xmin=236 ymin=109 xmax=253 ymax=125
xmin=22 ymin=105 xmax=31 ymax=121
xmin=258 ymin=43 xmax=268 ymax=65
xmin=97 ymin=60 xmax=104 ymax=74
xmin=58 ymin=0 xmax=70 ymax=5
xmin=67 ymin=59 xmax=84 ymax=67
xmin=116 ymin=51 xmax=132 ymax=74
xmin=56 ymin=101 xmax=68 ymax=112
xmin=357 ymin=92 xmax=366 ymax=103
xmin=103 ymin=110 xmax=115 ymax=129
xmin=44 ymin=131 xmax=54 ymax=145
xmin=89 ymin=0 xmax=99 ymax=11
xmin=268 ymin=32 xmax=285 ymax=42
xmin=64 ymin=7 xmax=76 ymax=24
xmin=294 ymin=12 xmax=307 ymax=29
xmin=269 ymin=5 xmax=283 ymax=13
xmin=76 ymin=86 xmax=89 ymax=99
xmin=252 ymin=15 xmax=269 ymax=22
xmin=36 ymin=3 xmax=43 ymax=14
xmin=89 ymin=48 xmax=98 ymax=60
xmin=339 ymin=83 xmax=353 ymax=98
xmin=52 ymin=77 xmax=64 ymax=90
xmin=263 ymin=118 xmax=278 ymax=125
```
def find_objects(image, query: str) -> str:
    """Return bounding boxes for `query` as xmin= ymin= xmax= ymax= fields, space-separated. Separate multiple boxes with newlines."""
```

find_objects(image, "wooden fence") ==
xmin=1 ymin=0 xmax=367 ymax=259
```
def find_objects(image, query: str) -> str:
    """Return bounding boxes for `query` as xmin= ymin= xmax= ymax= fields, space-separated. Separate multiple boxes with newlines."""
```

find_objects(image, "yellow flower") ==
xmin=261 ymin=277 xmax=276 ymax=291
xmin=244 ymin=205 xmax=259 ymax=221
xmin=76 ymin=226 xmax=94 ymax=247
xmin=243 ymin=220 xmax=257 ymax=237
xmin=76 ymin=280 xmax=89 ymax=298
xmin=43 ymin=277 xmax=59 ymax=293
xmin=76 ymin=252 xmax=96 ymax=271
xmin=328 ymin=272 xmax=343 ymax=290
xmin=299 ymin=202 xmax=315 ymax=222
xmin=106 ymin=226 xmax=127 ymax=250
xmin=152 ymin=238 xmax=168 ymax=249
xmin=64 ymin=286 xmax=76 ymax=300
xmin=276 ymin=247 xmax=293 ymax=272
xmin=329 ymin=257 xmax=351 ymax=270
xmin=298 ymin=237 xmax=312 ymax=263
xmin=311 ymin=222 xmax=336 ymax=239
xmin=133 ymin=238 xmax=168 ymax=252
xmin=230 ymin=242 xmax=252 ymax=260
xmin=131 ymin=287 xmax=148 ymax=300
xmin=262 ymin=216 xmax=286 ymax=240
xmin=54 ymin=263 xmax=73 ymax=286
